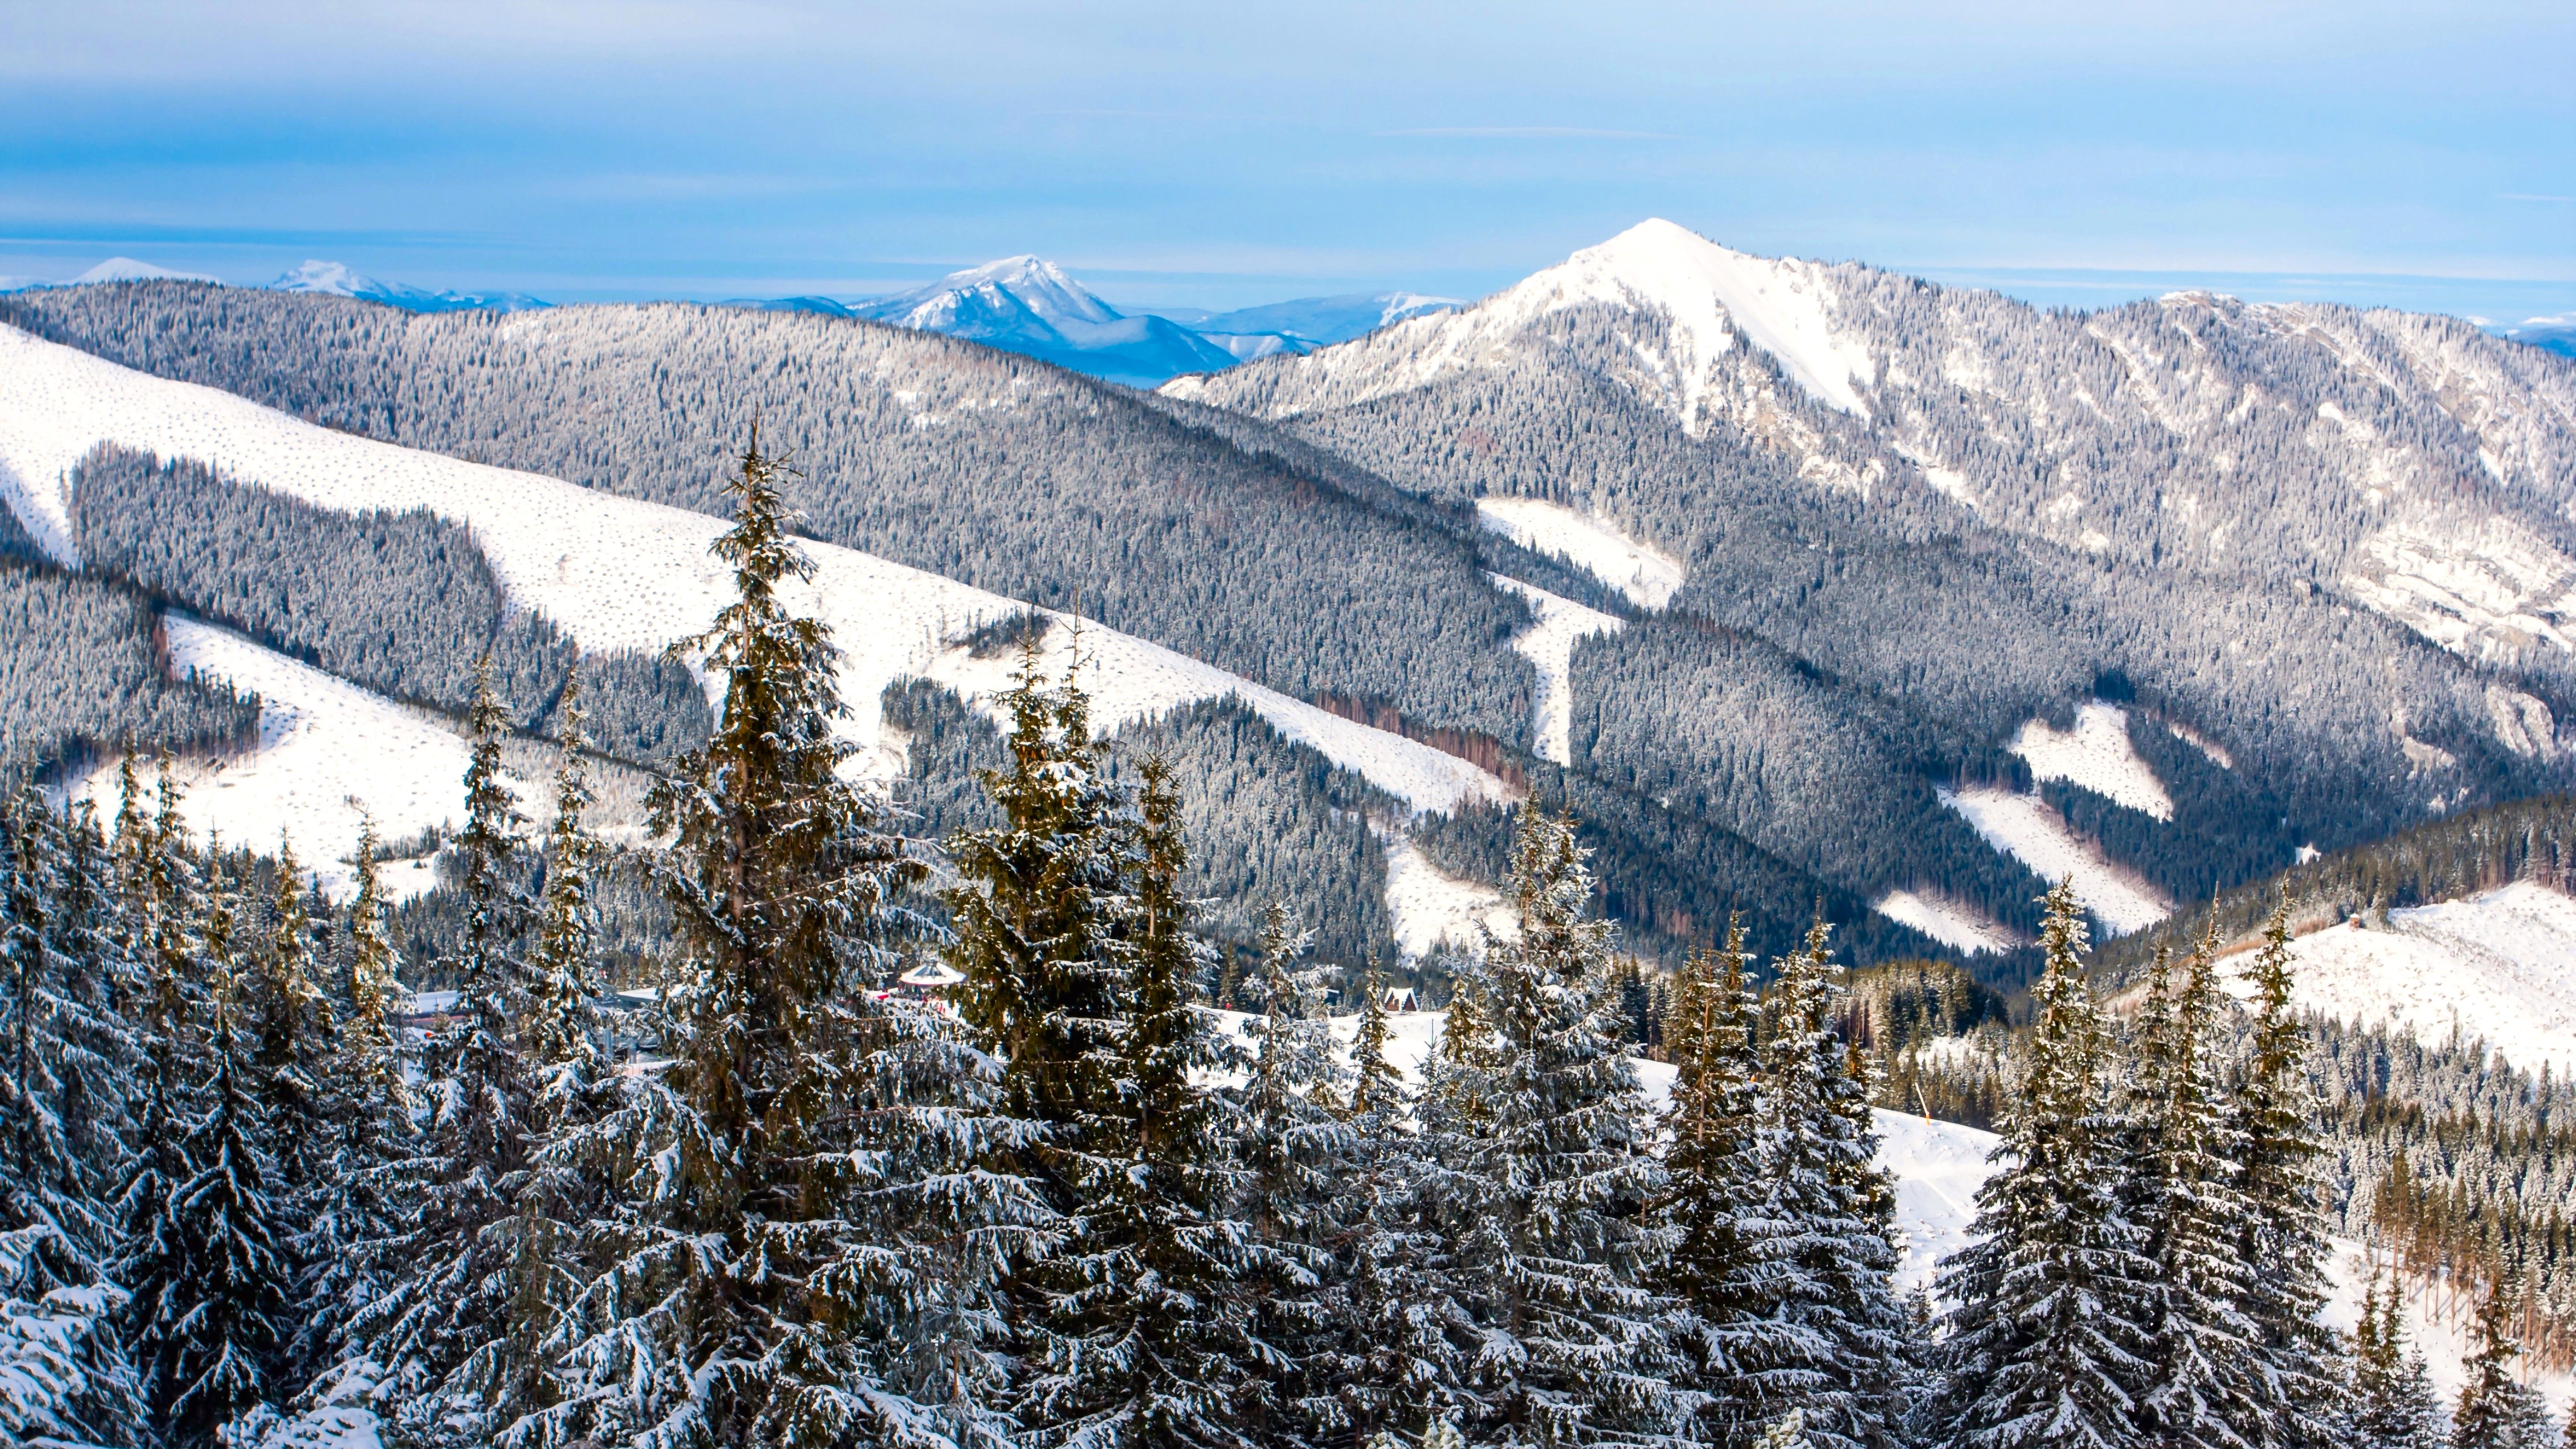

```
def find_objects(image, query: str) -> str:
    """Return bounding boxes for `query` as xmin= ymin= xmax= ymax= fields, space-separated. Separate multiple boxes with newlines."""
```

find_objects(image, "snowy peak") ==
xmin=69 ymin=257 xmax=221 ymax=285
xmin=269 ymin=258 xmax=386 ymax=298
xmin=864 ymin=254 xmax=1123 ymax=332
xmin=264 ymin=259 xmax=549 ymax=313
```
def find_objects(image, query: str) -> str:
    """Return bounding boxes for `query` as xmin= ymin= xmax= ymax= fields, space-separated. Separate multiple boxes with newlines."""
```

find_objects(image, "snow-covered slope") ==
xmin=1874 ymin=889 xmax=2021 ymax=956
xmin=1377 ymin=831 xmax=1517 ymax=961
xmin=68 ymin=257 xmax=221 ymax=286
xmin=1174 ymin=291 xmax=1464 ymax=351
xmin=2009 ymin=703 xmax=2174 ymax=820
xmin=1487 ymin=573 xmax=1623 ymax=765
xmin=0 ymin=324 xmax=1516 ymax=831
xmin=64 ymin=617 xmax=501 ymax=902
xmin=1475 ymin=497 xmax=1684 ymax=610
xmin=1163 ymin=219 xmax=1877 ymax=432
xmin=1940 ymin=787 xmax=2172 ymax=934
xmin=858 ymin=255 xmax=1238 ymax=386
xmin=2258 ymin=881 xmax=2576 ymax=1075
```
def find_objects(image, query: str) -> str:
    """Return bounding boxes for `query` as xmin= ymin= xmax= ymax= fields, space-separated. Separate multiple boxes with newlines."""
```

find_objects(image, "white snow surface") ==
xmin=874 ymin=255 xmax=1122 ymax=332
xmin=0 ymin=326 xmax=1510 ymax=819
xmin=1875 ymin=1109 xmax=2001 ymax=1294
xmin=1874 ymin=888 xmax=2021 ymax=957
xmin=2008 ymin=703 xmax=2174 ymax=820
xmin=2251 ymin=881 xmax=2576 ymax=1075
xmin=1475 ymin=497 xmax=1684 ymax=610
xmin=269 ymin=259 xmax=385 ymax=297
xmin=1487 ymin=572 xmax=1623 ymax=764
xmin=1939 ymin=786 xmax=2173 ymax=935
xmin=64 ymin=617 xmax=503 ymax=903
xmin=2345 ymin=512 xmax=2576 ymax=672
xmin=1377 ymin=830 xmax=1517 ymax=962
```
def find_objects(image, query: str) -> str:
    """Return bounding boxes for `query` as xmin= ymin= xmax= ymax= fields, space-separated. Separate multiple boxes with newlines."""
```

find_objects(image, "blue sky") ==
xmin=2 ymin=1 xmax=2569 ymax=322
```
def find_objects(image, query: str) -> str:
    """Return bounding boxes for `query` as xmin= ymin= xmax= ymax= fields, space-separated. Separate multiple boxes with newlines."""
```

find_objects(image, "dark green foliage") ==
xmin=69 ymin=443 xmax=709 ymax=764
xmin=886 ymin=677 xmax=1400 ymax=964
xmin=0 ymin=561 xmax=258 ymax=782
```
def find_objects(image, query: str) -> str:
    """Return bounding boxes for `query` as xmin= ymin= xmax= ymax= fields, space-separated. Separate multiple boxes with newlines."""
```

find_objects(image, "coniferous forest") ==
xmin=4 ymin=434 xmax=2561 ymax=1449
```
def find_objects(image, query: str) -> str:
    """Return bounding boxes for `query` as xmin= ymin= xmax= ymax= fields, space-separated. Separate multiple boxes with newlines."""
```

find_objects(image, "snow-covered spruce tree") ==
xmin=162 ymin=850 xmax=294 ymax=1444
xmin=294 ymin=816 xmax=415 ymax=1388
xmin=1016 ymin=753 xmax=1258 ymax=1449
xmin=118 ymin=761 xmax=211 ymax=1440
xmin=2454 ymin=1280 xmax=2554 ymax=1449
xmin=48 ymin=792 xmax=141 ymax=1222
xmin=1313 ymin=958 xmax=1457 ymax=1448
xmin=1653 ymin=918 xmax=1788 ymax=1448
xmin=546 ymin=428 xmax=1047 ymax=1449
xmin=2352 ymin=1268 xmax=2442 ymax=1449
xmin=2124 ymin=925 xmax=2261 ymax=1449
xmin=356 ymin=655 xmax=543 ymax=1441
xmin=2230 ymin=891 xmax=2337 ymax=1449
xmin=1936 ymin=878 xmax=2157 ymax=1449
xmin=523 ymin=670 xmax=610 ymax=1097
xmin=1754 ymin=918 xmax=1908 ymax=1449
xmin=1240 ymin=902 xmax=1354 ymax=1444
xmin=247 ymin=839 xmax=335 ymax=1291
xmin=0 ymin=790 xmax=144 ymax=1449
xmin=1424 ymin=809 xmax=1669 ymax=1448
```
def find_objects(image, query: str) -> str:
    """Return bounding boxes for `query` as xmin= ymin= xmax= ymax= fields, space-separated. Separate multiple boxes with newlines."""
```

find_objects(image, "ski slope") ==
xmin=1377 ymin=830 xmax=1518 ymax=961
xmin=0 ymin=324 xmax=1515 ymax=828
xmin=1940 ymin=786 xmax=2173 ymax=935
xmin=1874 ymin=888 xmax=2021 ymax=957
xmin=2255 ymin=881 xmax=2576 ymax=1075
xmin=1487 ymin=571 xmax=1625 ymax=764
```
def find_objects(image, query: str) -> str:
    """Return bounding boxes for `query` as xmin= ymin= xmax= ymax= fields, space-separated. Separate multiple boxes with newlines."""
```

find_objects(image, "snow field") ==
xmin=65 ymin=617 xmax=499 ymax=903
xmin=1873 ymin=888 xmax=2021 ymax=956
xmin=2008 ymin=703 xmax=2173 ymax=820
xmin=2244 ymin=881 xmax=2576 ymax=1076
xmin=1476 ymin=499 xmax=1684 ymax=611
xmin=1376 ymin=829 xmax=1518 ymax=963
xmin=1938 ymin=786 xmax=2173 ymax=935
xmin=1486 ymin=571 xmax=1624 ymax=764
xmin=0 ymin=325 xmax=1517 ymax=830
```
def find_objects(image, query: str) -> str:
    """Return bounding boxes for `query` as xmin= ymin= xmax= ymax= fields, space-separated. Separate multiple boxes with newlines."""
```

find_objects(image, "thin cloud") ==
xmin=1377 ymin=126 xmax=1681 ymax=140
xmin=2499 ymin=193 xmax=2576 ymax=203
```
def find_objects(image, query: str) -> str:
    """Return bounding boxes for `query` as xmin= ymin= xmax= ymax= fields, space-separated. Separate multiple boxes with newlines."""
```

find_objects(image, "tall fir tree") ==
xmin=1423 ymin=810 xmax=1669 ymax=1449
xmin=546 ymin=427 xmax=1042 ymax=1449
xmin=359 ymin=656 xmax=543 ymax=1443
xmin=2454 ymin=1279 xmax=2555 ymax=1449
xmin=2124 ymin=925 xmax=2261 ymax=1449
xmin=161 ymin=849 xmax=294 ymax=1444
xmin=1750 ymin=918 xmax=1908 ymax=1449
xmin=1239 ymin=902 xmax=1352 ymax=1445
xmin=1936 ymin=879 xmax=2158 ymax=1449
xmin=2230 ymin=891 xmax=2337 ymax=1449
xmin=247 ymin=835 xmax=335 ymax=1323
xmin=2351 ymin=1268 xmax=2443 ymax=1449
xmin=1016 ymin=753 xmax=1257 ymax=1449
xmin=1653 ymin=918 xmax=1786 ymax=1449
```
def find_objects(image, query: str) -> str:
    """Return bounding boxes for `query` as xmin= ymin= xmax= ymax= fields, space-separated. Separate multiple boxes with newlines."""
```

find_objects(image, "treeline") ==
xmin=70 ymin=442 xmax=710 ymax=764
xmin=0 ymin=551 xmax=259 ymax=785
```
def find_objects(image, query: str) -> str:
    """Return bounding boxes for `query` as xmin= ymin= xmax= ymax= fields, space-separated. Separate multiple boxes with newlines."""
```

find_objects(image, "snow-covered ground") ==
xmin=2250 ymin=881 xmax=2576 ymax=1076
xmin=1874 ymin=888 xmax=2021 ymax=956
xmin=1874 ymin=1109 xmax=2000 ymax=1294
xmin=1487 ymin=572 xmax=1624 ymax=764
xmin=1476 ymin=498 xmax=1684 ymax=611
xmin=1377 ymin=830 xmax=1517 ymax=962
xmin=2345 ymin=513 xmax=2576 ymax=677
xmin=1939 ymin=787 xmax=2172 ymax=935
xmin=2009 ymin=703 xmax=2174 ymax=820
xmin=0 ymin=324 xmax=1517 ymax=843
xmin=64 ymin=617 xmax=496 ymax=902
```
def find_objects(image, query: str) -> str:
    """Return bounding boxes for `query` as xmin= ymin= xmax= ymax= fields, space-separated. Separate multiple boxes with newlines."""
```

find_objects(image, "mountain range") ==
xmin=2 ymin=217 xmax=2572 ymax=995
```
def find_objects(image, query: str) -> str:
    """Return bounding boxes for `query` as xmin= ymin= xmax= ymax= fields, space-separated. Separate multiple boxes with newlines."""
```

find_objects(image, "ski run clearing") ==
xmin=1939 ymin=786 xmax=2173 ymax=934
xmin=1476 ymin=497 xmax=1685 ymax=611
xmin=1486 ymin=571 xmax=1624 ymax=764
xmin=2254 ymin=881 xmax=2576 ymax=1077
xmin=1873 ymin=888 xmax=2022 ymax=956
xmin=1377 ymin=829 xmax=1518 ymax=961
xmin=2008 ymin=702 xmax=2174 ymax=820
xmin=0 ymin=322 xmax=1515 ymax=835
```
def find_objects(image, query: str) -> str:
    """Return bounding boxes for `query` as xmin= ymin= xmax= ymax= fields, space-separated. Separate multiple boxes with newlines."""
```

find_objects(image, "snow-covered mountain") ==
xmin=0 ymin=257 xmax=224 ymax=292
xmin=1149 ymin=291 xmax=1464 ymax=363
xmin=269 ymin=258 xmax=549 ymax=312
xmin=854 ymin=255 xmax=1238 ymax=387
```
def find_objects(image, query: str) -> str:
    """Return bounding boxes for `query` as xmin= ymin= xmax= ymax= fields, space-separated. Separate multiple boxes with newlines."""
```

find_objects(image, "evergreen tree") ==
xmin=117 ymin=761 xmax=209 ymax=1439
xmin=1424 ymin=810 xmax=1669 ymax=1448
xmin=2125 ymin=926 xmax=2261 ymax=1449
xmin=358 ymin=656 xmax=541 ymax=1442
xmin=1755 ymin=917 xmax=1908 ymax=1449
xmin=1239 ymin=902 xmax=1352 ymax=1444
xmin=2232 ymin=891 xmax=2337 ymax=1449
xmin=2455 ymin=1280 xmax=2553 ymax=1449
xmin=162 ymin=851 xmax=293 ymax=1443
xmin=246 ymin=839 xmax=334 ymax=1277
xmin=1936 ymin=879 xmax=2157 ymax=1449
xmin=546 ymin=427 xmax=1042 ymax=1449
xmin=1016 ymin=754 xmax=1257 ymax=1449
xmin=1347 ymin=955 xmax=1405 ymax=1121
xmin=2352 ymin=1268 xmax=2442 ymax=1449
xmin=1653 ymin=918 xmax=1784 ymax=1448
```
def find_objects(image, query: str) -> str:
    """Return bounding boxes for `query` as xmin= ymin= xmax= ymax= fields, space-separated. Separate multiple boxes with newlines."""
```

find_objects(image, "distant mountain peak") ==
xmin=261 ymin=260 xmax=548 ymax=314
xmin=270 ymin=259 xmax=390 ymax=297
xmin=71 ymin=257 xmax=221 ymax=286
